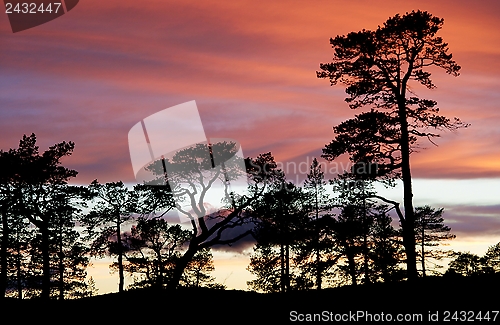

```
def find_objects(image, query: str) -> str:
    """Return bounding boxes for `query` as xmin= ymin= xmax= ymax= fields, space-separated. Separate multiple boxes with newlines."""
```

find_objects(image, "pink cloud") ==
xmin=0 ymin=0 xmax=499 ymax=183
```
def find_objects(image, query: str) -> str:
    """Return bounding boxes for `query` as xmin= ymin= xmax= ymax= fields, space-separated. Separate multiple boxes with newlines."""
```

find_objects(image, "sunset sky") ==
xmin=1 ymin=0 xmax=500 ymax=292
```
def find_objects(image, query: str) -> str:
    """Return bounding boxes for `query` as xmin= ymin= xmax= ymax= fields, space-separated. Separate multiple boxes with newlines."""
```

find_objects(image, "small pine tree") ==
xmin=446 ymin=252 xmax=484 ymax=276
xmin=302 ymin=158 xmax=332 ymax=290
xmin=247 ymin=243 xmax=282 ymax=293
xmin=483 ymin=242 xmax=500 ymax=273
xmin=414 ymin=206 xmax=455 ymax=276
xmin=86 ymin=276 xmax=99 ymax=297
xmin=181 ymin=248 xmax=221 ymax=288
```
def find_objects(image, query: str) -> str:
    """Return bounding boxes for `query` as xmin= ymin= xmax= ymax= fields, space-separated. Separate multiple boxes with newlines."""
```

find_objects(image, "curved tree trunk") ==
xmin=168 ymin=244 xmax=197 ymax=290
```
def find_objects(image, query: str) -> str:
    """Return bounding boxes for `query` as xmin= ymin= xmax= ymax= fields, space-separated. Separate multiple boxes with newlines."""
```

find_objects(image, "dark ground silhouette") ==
xmin=3 ymin=274 xmax=499 ymax=324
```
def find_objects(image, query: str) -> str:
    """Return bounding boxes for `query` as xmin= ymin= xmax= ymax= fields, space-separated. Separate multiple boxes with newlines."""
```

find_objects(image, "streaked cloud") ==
xmin=1 ymin=0 xmax=499 ymax=184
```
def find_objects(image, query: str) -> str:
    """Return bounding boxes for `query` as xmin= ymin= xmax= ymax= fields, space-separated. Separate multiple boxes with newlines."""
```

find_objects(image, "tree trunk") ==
xmin=362 ymin=189 xmax=370 ymax=285
xmin=16 ymin=245 xmax=22 ymax=299
xmin=156 ymin=252 xmax=163 ymax=289
xmin=316 ymin=248 xmax=321 ymax=290
xmin=58 ymin=255 xmax=64 ymax=300
xmin=421 ymin=224 xmax=426 ymax=277
xmin=0 ymin=210 xmax=8 ymax=299
xmin=195 ymin=267 xmax=200 ymax=288
xmin=280 ymin=243 xmax=285 ymax=293
xmin=398 ymin=101 xmax=418 ymax=281
xmin=347 ymin=250 xmax=357 ymax=286
xmin=116 ymin=217 xmax=124 ymax=293
xmin=58 ymin=242 xmax=64 ymax=300
xmin=15 ymin=232 xmax=23 ymax=299
xmin=168 ymin=245 xmax=197 ymax=290
xmin=315 ymin=187 xmax=322 ymax=290
xmin=285 ymin=242 xmax=290 ymax=292
xmin=41 ymin=223 xmax=50 ymax=300
xmin=362 ymin=232 xmax=370 ymax=284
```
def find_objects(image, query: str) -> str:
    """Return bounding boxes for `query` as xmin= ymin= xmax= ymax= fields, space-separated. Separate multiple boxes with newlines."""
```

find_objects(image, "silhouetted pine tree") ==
xmin=249 ymin=179 xmax=311 ymax=292
xmin=370 ymin=205 xmax=404 ymax=282
xmin=181 ymin=248 xmax=222 ymax=289
xmin=301 ymin=158 xmax=333 ymax=290
xmin=122 ymin=216 xmax=190 ymax=289
xmin=414 ymin=206 xmax=455 ymax=276
xmin=484 ymin=242 xmax=500 ymax=273
xmin=319 ymin=11 xmax=467 ymax=279
xmin=83 ymin=180 xmax=138 ymax=293
xmin=48 ymin=190 xmax=89 ymax=299
xmin=0 ymin=134 xmax=78 ymax=299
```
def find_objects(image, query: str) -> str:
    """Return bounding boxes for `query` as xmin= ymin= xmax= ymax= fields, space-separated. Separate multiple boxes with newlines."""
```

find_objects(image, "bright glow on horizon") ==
xmin=375 ymin=178 xmax=500 ymax=207
xmin=87 ymin=178 xmax=500 ymax=294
